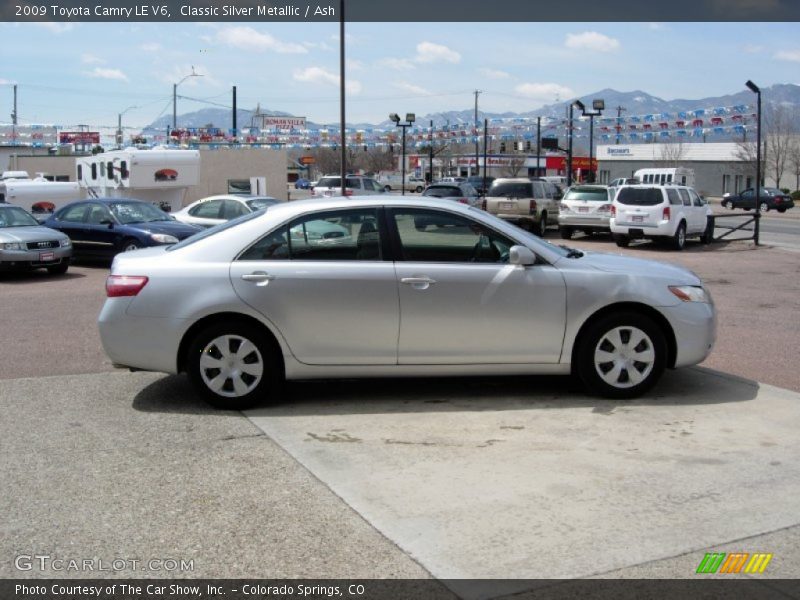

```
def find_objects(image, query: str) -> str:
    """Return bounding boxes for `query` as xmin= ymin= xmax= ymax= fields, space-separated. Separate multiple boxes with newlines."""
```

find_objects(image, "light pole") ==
xmin=567 ymin=100 xmax=584 ymax=187
xmin=579 ymin=99 xmax=604 ymax=183
xmin=745 ymin=79 xmax=761 ymax=245
xmin=117 ymin=105 xmax=138 ymax=149
xmin=172 ymin=67 xmax=202 ymax=139
xmin=389 ymin=112 xmax=415 ymax=196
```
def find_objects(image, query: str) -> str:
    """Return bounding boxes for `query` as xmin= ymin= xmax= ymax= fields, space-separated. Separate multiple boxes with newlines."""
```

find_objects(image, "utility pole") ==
xmin=232 ymin=86 xmax=237 ymax=140
xmin=615 ymin=105 xmax=626 ymax=144
xmin=428 ymin=119 xmax=434 ymax=184
xmin=11 ymin=84 xmax=17 ymax=146
xmin=474 ymin=90 xmax=481 ymax=177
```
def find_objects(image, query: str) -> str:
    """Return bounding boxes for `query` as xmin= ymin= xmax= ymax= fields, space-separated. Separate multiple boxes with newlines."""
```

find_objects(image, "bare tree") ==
xmin=764 ymin=103 xmax=798 ymax=188
xmin=502 ymin=154 xmax=527 ymax=178
xmin=358 ymin=147 xmax=395 ymax=175
xmin=658 ymin=140 xmax=687 ymax=167
xmin=789 ymin=138 xmax=800 ymax=191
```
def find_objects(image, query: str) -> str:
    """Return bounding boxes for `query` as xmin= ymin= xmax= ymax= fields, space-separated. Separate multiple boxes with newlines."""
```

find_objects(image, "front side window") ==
xmin=690 ymin=190 xmax=705 ymax=207
xmin=87 ymin=204 xmax=113 ymax=224
xmin=391 ymin=208 xmax=513 ymax=264
xmin=189 ymin=200 xmax=224 ymax=219
xmin=239 ymin=208 xmax=381 ymax=262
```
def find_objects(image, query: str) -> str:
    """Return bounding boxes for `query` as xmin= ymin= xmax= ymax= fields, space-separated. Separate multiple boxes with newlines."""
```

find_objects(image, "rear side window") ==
xmin=677 ymin=189 xmax=691 ymax=206
xmin=59 ymin=204 xmax=88 ymax=223
xmin=616 ymin=188 xmax=664 ymax=206
xmin=487 ymin=182 xmax=532 ymax=198
xmin=666 ymin=189 xmax=682 ymax=205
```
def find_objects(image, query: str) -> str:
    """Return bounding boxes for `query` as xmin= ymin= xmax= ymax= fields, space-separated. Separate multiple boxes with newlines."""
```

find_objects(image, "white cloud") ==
xmin=743 ymin=44 xmax=764 ymax=54
xmin=414 ymin=41 xmax=461 ymax=64
xmin=565 ymin=31 xmax=620 ymax=53
xmin=86 ymin=68 xmax=128 ymax=82
xmin=478 ymin=68 xmax=511 ymax=80
xmin=347 ymin=59 xmax=364 ymax=71
xmin=775 ymin=49 xmax=800 ymax=63
xmin=514 ymin=82 xmax=575 ymax=103
xmin=0 ymin=78 xmax=16 ymax=85
xmin=140 ymin=42 xmax=161 ymax=53
xmin=293 ymin=66 xmax=362 ymax=94
xmin=647 ymin=22 xmax=667 ymax=30
xmin=393 ymin=82 xmax=430 ymax=95
xmin=378 ymin=57 xmax=416 ymax=71
xmin=81 ymin=53 xmax=104 ymax=65
xmin=216 ymin=26 xmax=307 ymax=54
xmin=32 ymin=22 xmax=74 ymax=34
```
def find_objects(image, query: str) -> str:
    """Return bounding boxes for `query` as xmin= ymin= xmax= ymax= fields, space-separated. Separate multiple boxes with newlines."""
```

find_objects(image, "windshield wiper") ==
xmin=559 ymin=245 xmax=584 ymax=258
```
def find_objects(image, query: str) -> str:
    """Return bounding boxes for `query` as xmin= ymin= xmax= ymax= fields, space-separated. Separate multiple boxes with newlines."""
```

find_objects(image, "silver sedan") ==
xmin=99 ymin=196 xmax=716 ymax=409
xmin=0 ymin=204 xmax=72 ymax=274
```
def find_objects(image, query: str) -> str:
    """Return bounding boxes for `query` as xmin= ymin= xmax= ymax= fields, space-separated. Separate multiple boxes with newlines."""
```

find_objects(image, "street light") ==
xmin=579 ymin=99 xmax=604 ymax=183
xmin=173 ymin=67 xmax=202 ymax=137
xmin=389 ymin=112 xmax=415 ymax=196
xmin=116 ymin=105 xmax=138 ymax=149
xmin=567 ymin=100 xmax=584 ymax=187
xmin=745 ymin=79 xmax=761 ymax=245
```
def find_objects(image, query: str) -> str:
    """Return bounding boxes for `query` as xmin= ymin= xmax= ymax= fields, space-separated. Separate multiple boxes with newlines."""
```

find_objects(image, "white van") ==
xmin=376 ymin=174 xmax=427 ymax=193
xmin=633 ymin=168 xmax=695 ymax=188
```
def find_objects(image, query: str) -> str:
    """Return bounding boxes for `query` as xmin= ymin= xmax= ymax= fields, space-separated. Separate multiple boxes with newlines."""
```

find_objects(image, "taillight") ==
xmin=662 ymin=206 xmax=671 ymax=220
xmin=106 ymin=275 xmax=148 ymax=297
xmin=610 ymin=205 xmax=616 ymax=217
xmin=528 ymin=199 xmax=537 ymax=215
xmin=775 ymin=197 xmax=782 ymax=204
xmin=344 ymin=189 xmax=353 ymax=196
xmin=597 ymin=204 xmax=611 ymax=212
xmin=559 ymin=203 xmax=568 ymax=212
xmin=481 ymin=199 xmax=487 ymax=210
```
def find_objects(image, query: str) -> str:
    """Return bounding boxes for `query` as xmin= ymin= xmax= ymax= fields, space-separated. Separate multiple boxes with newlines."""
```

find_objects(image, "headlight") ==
xmin=2 ymin=242 xmax=24 ymax=251
xmin=669 ymin=285 xmax=710 ymax=303
xmin=150 ymin=233 xmax=179 ymax=244
xmin=60 ymin=238 xmax=71 ymax=248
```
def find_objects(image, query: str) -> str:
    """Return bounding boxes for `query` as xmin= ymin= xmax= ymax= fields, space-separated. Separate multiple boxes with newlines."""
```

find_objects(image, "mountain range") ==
xmin=143 ymin=84 xmax=800 ymax=132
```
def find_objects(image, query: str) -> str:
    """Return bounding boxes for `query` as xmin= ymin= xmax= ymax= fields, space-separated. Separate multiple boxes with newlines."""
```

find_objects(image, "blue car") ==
xmin=44 ymin=198 xmax=202 ymax=259
xmin=294 ymin=178 xmax=310 ymax=189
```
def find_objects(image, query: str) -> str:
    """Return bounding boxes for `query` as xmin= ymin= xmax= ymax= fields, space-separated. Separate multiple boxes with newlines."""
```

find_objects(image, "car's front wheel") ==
xmin=576 ymin=312 xmax=667 ymax=399
xmin=559 ymin=226 xmax=573 ymax=240
xmin=671 ymin=222 xmax=686 ymax=250
xmin=187 ymin=322 xmax=282 ymax=410
xmin=613 ymin=234 xmax=630 ymax=247
xmin=700 ymin=216 xmax=715 ymax=244
xmin=47 ymin=260 xmax=69 ymax=275
xmin=120 ymin=238 xmax=141 ymax=252
xmin=415 ymin=186 xmax=423 ymax=193
xmin=759 ymin=202 xmax=769 ymax=213
xmin=535 ymin=212 xmax=547 ymax=237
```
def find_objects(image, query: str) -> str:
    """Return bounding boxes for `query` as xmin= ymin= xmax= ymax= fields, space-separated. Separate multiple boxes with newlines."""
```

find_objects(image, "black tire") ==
xmin=383 ymin=185 xmax=392 ymax=192
xmin=415 ymin=186 xmax=423 ymax=193
xmin=559 ymin=226 xmax=573 ymax=240
xmin=700 ymin=217 xmax=714 ymax=245
xmin=671 ymin=222 xmax=686 ymax=251
xmin=575 ymin=312 xmax=667 ymax=399
xmin=120 ymin=238 xmax=141 ymax=253
xmin=778 ymin=208 xmax=787 ymax=213
xmin=613 ymin=234 xmax=630 ymax=248
xmin=47 ymin=260 xmax=69 ymax=275
xmin=187 ymin=322 xmax=283 ymax=410
xmin=535 ymin=212 xmax=547 ymax=237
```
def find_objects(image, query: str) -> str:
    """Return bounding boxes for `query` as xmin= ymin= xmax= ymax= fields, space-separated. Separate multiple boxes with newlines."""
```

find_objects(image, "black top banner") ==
xmin=3 ymin=0 xmax=800 ymax=22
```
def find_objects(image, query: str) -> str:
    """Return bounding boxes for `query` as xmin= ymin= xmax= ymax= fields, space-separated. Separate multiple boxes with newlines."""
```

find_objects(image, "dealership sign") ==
xmin=59 ymin=131 xmax=100 ymax=144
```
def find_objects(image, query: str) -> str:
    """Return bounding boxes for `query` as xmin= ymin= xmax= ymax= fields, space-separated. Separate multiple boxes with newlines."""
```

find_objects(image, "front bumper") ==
xmin=0 ymin=247 xmax=71 ymax=270
xmin=661 ymin=300 xmax=717 ymax=368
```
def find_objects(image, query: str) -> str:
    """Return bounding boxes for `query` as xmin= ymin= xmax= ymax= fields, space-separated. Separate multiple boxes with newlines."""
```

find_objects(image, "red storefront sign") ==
xmin=546 ymin=156 xmax=597 ymax=171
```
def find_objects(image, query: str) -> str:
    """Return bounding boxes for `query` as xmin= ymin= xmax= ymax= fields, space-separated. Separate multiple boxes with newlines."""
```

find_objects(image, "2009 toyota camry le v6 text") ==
xmin=98 ymin=196 xmax=716 ymax=409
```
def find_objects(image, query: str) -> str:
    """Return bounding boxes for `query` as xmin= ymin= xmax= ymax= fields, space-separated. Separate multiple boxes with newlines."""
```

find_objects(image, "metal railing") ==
xmin=710 ymin=212 xmax=760 ymax=244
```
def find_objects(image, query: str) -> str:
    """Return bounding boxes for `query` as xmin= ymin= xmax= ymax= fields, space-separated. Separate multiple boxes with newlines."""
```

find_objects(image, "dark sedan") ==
xmin=721 ymin=188 xmax=795 ymax=213
xmin=44 ymin=198 xmax=202 ymax=259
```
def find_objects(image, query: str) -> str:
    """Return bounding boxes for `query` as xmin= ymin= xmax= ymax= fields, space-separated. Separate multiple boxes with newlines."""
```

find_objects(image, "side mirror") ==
xmin=509 ymin=245 xmax=536 ymax=266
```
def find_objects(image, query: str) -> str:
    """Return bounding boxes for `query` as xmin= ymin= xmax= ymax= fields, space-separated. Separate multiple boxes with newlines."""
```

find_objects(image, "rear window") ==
xmin=564 ymin=188 xmax=609 ymax=202
xmin=488 ymin=182 xmax=532 ymax=198
xmin=423 ymin=185 xmax=462 ymax=198
xmin=316 ymin=177 xmax=362 ymax=189
xmin=616 ymin=188 xmax=665 ymax=206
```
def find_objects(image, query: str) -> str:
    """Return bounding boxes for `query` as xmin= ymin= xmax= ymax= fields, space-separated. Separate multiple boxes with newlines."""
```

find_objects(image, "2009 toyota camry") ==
xmin=98 ymin=196 xmax=716 ymax=409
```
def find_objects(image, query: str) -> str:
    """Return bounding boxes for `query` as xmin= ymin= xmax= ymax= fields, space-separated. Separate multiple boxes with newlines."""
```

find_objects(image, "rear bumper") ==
xmin=610 ymin=219 xmax=672 ymax=237
xmin=559 ymin=215 xmax=610 ymax=229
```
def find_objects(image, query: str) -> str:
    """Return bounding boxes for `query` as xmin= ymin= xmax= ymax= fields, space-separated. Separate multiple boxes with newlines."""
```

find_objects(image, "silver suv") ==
xmin=484 ymin=178 xmax=558 ymax=237
xmin=610 ymin=184 xmax=714 ymax=250
xmin=311 ymin=175 xmax=384 ymax=198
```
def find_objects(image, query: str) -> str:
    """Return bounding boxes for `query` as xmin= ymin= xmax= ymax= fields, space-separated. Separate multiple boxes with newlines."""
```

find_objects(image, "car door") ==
xmin=389 ymin=207 xmax=567 ymax=364
xmin=53 ymin=204 xmax=91 ymax=253
xmin=230 ymin=207 xmax=400 ymax=365
xmin=738 ymin=189 xmax=754 ymax=209
xmin=83 ymin=203 xmax=121 ymax=255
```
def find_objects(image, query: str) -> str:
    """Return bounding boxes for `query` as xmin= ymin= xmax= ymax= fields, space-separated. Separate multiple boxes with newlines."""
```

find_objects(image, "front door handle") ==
xmin=241 ymin=271 xmax=275 ymax=286
xmin=401 ymin=276 xmax=436 ymax=290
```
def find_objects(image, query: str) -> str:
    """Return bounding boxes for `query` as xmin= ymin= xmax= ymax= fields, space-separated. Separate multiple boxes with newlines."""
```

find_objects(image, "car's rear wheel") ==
xmin=613 ymin=234 xmax=630 ymax=248
xmin=535 ymin=212 xmax=547 ymax=237
xmin=576 ymin=312 xmax=666 ymax=399
xmin=778 ymin=208 xmax=787 ymax=213
xmin=560 ymin=226 xmax=573 ymax=240
xmin=187 ymin=322 xmax=282 ymax=410
xmin=671 ymin=222 xmax=686 ymax=250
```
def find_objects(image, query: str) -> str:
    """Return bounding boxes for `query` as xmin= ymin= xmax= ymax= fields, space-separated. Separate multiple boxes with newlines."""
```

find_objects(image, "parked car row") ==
xmin=721 ymin=187 xmax=795 ymax=213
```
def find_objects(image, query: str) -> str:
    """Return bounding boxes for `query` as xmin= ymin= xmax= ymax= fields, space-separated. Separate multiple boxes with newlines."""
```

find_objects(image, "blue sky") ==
xmin=1 ymin=21 xmax=799 ymax=128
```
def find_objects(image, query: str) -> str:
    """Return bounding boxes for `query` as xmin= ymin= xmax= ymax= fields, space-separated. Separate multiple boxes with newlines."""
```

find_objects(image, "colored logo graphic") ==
xmin=696 ymin=552 xmax=773 ymax=574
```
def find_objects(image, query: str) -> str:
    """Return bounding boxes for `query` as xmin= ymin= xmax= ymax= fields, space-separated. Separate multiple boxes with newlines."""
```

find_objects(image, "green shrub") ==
xmin=791 ymin=190 xmax=800 ymax=200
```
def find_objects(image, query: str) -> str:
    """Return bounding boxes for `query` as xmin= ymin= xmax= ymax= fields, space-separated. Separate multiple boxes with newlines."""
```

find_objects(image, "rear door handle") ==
xmin=241 ymin=271 xmax=275 ymax=286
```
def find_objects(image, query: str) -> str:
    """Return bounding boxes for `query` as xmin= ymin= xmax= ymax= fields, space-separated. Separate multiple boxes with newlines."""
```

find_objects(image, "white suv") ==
xmin=610 ymin=184 xmax=714 ymax=250
xmin=311 ymin=175 xmax=384 ymax=197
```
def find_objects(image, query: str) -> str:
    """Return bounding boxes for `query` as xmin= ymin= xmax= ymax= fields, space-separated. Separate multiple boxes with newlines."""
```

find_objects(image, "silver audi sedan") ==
xmin=98 ymin=196 xmax=716 ymax=409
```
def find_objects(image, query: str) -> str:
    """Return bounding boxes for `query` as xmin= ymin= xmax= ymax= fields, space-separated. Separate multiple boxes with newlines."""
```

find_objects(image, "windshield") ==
xmin=564 ymin=188 xmax=610 ymax=202
xmin=0 ymin=205 xmax=40 ymax=227
xmin=246 ymin=198 xmax=279 ymax=211
xmin=109 ymin=202 xmax=172 ymax=224
xmin=166 ymin=209 xmax=264 ymax=251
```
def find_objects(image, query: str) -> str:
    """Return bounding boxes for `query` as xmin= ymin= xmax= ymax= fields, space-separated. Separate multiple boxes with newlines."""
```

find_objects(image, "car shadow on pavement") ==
xmin=0 ymin=270 xmax=86 ymax=284
xmin=132 ymin=366 xmax=758 ymax=417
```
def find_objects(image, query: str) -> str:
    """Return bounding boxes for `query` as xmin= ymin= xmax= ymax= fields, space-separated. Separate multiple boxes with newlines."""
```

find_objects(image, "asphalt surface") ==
xmin=2 ymin=227 xmax=800 ymax=591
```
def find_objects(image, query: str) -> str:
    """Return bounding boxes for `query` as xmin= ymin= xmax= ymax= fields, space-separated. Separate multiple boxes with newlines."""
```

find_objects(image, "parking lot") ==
xmin=2 ymin=227 xmax=800 ymax=590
